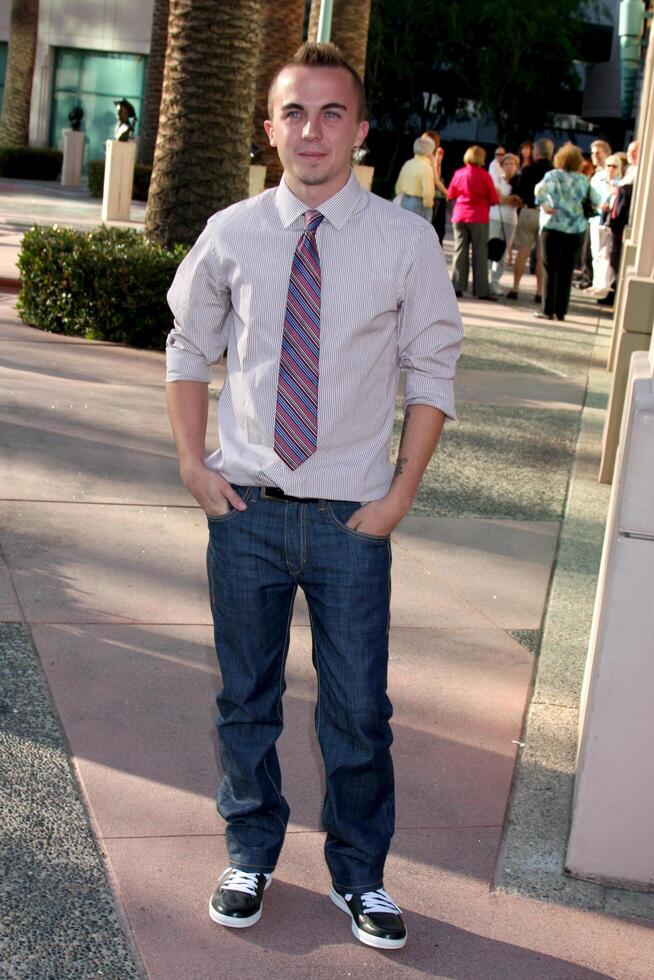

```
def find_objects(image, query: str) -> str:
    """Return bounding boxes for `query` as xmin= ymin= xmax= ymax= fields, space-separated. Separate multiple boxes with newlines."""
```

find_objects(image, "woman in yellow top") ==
xmin=394 ymin=136 xmax=436 ymax=222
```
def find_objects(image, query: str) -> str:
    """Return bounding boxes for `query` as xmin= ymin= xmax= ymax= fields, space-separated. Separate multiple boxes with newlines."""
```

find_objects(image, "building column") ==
xmin=599 ymin=15 xmax=654 ymax=484
xmin=567 ymin=15 xmax=654 ymax=888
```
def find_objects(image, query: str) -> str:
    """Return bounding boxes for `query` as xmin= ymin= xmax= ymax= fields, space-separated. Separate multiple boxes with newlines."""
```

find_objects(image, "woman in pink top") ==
xmin=448 ymin=145 xmax=500 ymax=301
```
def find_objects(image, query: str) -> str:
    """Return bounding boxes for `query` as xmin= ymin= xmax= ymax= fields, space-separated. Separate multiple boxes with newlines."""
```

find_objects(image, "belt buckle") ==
xmin=261 ymin=486 xmax=284 ymax=501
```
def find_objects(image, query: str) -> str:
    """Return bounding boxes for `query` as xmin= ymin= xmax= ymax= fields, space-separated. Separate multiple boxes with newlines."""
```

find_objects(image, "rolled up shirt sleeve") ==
xmin=165 ymin=218 xmax=232 ymax=382
xmin=398 ymin=223 xmax=463 ymax=419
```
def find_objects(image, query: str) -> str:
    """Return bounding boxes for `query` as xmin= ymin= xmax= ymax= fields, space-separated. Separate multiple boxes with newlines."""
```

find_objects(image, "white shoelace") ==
xmin=350 ymin=888 xmax=402 ymax=915
xmin=220 ymin=868 xmax=268 ymax=896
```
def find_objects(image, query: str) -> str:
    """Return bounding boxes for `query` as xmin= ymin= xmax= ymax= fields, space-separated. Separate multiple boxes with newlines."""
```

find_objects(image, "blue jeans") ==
xmin=400 ymin=194 xmax=433 ymax=223
xmin=206 ymin=487 xmax=394 ymax=893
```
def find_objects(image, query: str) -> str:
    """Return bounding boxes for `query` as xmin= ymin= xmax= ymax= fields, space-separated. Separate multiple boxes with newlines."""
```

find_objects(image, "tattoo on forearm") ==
xmin=392 ymin=408 xmax=412 ymax=484
xmin=393 ymin=456 xmax=409 ymax=483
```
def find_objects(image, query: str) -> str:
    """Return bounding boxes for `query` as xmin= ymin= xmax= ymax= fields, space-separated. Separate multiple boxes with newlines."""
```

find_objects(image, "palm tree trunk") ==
xmin=253 ymin=0 xmax=305 ymax=187
xmin=307 ymin=0 xmax=372 ymax=80
xmin=138 ymin=0 xmax=169 ymax=166
xmin=0 ymin=0 xmax=39 ymax=146
xmin=145 ymin=0 xmax=262 ymax=250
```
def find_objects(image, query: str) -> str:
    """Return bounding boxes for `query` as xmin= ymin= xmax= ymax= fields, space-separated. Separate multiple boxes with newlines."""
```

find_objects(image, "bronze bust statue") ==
xmin=113 ymin=98 xmax=137 ymax=142
xmin=68 ymin=106 xmax=84 ymax=132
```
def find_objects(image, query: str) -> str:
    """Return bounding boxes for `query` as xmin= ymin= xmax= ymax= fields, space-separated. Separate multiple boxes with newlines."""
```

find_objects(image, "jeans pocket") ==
xmin=207 ymin=485 xmax=252 ymax=524
xmin=325 ymin=501 xmax=389 ymax=542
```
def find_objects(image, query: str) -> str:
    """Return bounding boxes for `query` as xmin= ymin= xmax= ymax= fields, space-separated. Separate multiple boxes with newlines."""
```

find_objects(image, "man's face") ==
xmin=264 ymin=65 xmax=369 ymax=204
xmin=591 ymin=144 xmax=608 ymax=168
xmin=494 ymin=146 xmax=506 ymax=163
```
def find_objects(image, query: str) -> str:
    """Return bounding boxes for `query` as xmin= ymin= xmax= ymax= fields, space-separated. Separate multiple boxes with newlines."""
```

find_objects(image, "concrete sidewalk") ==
xmin=1 ymin=182 xmax=654 ymax=978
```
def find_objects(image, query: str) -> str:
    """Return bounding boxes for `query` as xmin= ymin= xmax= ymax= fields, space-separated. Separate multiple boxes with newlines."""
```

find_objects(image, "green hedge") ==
xmin=0 ymin=146 xmax=63 ymax=180
xmin=87 ymin=159 xmax=152 ymax=201
xmin=17 ymin=226 xmax=187 ymax=349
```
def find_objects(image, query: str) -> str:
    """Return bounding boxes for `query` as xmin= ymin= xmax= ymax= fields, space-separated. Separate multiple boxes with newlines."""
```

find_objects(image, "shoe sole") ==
xmin=329 ymin=888 xmax=407 ymax=950
xmin=209 ymin=876 xmax=271 ymax=928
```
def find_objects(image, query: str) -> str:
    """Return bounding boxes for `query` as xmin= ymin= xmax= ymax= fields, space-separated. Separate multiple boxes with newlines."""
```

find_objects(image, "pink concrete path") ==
xmin=1 ymin=293 xmax=653 ymax=979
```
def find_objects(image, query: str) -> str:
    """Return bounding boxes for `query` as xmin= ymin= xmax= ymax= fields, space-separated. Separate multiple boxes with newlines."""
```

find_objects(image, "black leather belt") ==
xmin=260 ymin=486 xmax=320 ymax=504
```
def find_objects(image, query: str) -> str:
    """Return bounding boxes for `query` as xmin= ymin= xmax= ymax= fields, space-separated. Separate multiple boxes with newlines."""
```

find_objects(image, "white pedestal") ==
xmin=101 ymin=140 xmax=136 ymax=222
xmin=61 ymin=130 xmax=84 ymax=187
xmin=567 ymin=351 xmax=654 ymax=889
xmin=249 ymin=165 xmax=266 ymax=197
xmin=354 ymin=165 xmax=374 ymax=191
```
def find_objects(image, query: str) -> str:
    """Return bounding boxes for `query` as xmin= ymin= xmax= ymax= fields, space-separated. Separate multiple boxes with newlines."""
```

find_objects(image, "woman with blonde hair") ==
xmin=447 ymin=145 xmax=500 ymax=300
xmin=589 ymin=153 xmax=626 ymax=300
xmin=534 ymin=142 xmax=601 ymax=321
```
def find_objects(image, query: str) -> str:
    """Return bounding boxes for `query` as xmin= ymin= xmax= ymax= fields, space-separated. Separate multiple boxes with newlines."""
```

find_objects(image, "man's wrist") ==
xmin=179 ymin=454 xmax=207 ymax=482
xmin=383 ymin=485 xmax=414 ymax=518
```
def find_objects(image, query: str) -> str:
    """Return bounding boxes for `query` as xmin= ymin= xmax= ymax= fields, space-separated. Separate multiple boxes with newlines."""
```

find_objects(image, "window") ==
xmin=49 ymin=48 xmax=146 ymax=167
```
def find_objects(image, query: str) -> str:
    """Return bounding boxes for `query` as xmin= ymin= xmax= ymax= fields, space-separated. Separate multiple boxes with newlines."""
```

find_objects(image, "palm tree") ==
xmin=253 ymin=0 xmax=305 ymax=187
xmin=307 ymin=0 xmax=372 ymax=80
xmin=138 ymin=0 xmax=169 ymax=166
xmin=0 ymin=0 xmax=39 ymax=146
xmin=145 ymin=0 xmax=262 ymax=249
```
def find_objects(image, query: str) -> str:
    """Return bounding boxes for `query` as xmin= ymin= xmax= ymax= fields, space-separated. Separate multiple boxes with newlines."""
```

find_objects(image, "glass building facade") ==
xmin=49 ymin=48 xmax=146 ymax=166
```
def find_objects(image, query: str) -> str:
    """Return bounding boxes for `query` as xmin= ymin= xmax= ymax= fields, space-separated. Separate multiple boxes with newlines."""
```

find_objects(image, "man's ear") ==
xmin=263 ymin=120 xmax=276 ymax=147
xmin=354 ymin=120 xmax=369 ymax=149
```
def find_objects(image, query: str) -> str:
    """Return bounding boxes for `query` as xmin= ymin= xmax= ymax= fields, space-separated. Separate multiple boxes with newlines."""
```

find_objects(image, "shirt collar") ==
xmin=275 ymin=170 xmax=364 ymax=230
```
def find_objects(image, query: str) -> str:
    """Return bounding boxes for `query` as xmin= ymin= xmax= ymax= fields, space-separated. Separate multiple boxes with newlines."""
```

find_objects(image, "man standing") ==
xmin=394 ymin=134 xmax=437 ymax=221
xmin=581 ymin=139 xmax=612 ymax=290
xmin=506 ymin=138 xmax=554 ymax=302
xmin=165 ymin=42 xmax=462 ymax=951
xmin=619 ymin=139 xmax=640 ymax=186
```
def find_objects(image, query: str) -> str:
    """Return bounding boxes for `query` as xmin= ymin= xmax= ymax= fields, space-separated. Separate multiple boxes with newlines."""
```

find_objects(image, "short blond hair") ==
xmin=463 ymin=145 xmax=486 ymax=167
xmin=554 ymin=142 xmax=583 ymax=172
xmin=605 ymin=153 xmax=625 ymax=177
xmin=590 ymin=139 xmax=611 ymax=156
xmin=501 ymin=153 xmax=519 ymax=167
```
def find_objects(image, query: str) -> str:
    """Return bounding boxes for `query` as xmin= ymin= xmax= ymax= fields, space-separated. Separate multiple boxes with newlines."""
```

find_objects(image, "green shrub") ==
xmin=0 ymin=146 xmax=63 ymax=180
xmin=17 ymin=225 xmax=187 ymax=349
xmin=87 ymin=159 xmax=104 ymax=197
xmin=87 ymin=159 xmax=152 ymax=201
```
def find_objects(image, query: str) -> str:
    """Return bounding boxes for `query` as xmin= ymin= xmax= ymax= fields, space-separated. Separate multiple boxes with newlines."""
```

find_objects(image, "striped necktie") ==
xmin=274 ymin=209 xmax=324 ymax=469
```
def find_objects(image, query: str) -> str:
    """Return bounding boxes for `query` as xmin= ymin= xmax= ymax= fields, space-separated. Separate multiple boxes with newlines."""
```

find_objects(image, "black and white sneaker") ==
xmin=330 ymin=886 xmax=407 ymax=949
xmin=209 ymin=867 xmax=271 ymax=928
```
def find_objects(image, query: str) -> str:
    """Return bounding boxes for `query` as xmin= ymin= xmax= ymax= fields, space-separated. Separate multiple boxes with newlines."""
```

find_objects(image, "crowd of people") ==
xmin=394 ymin=133 xmax=640 ymax=322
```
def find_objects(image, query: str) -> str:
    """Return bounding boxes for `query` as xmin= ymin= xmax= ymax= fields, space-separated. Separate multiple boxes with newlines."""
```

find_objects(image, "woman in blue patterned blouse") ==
xmin=534 ymin=143 xmax=602 ymax=321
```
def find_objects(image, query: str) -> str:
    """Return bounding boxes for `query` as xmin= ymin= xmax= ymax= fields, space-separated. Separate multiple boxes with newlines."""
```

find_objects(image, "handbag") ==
xmin=487 ymin=208 xmax=507 ymax=261
xmin=487 ymin=236 xmax=506 ymax=261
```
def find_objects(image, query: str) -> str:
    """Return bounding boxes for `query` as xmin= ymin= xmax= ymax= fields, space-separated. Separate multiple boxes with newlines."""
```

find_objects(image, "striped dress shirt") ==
xmin=166 ymin=171 xmax=463 ymax=502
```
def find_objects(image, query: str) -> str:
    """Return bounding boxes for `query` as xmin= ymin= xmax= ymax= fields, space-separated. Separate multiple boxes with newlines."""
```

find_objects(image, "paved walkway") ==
xmin=1 ymin=180 xmax=653 ymax=978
